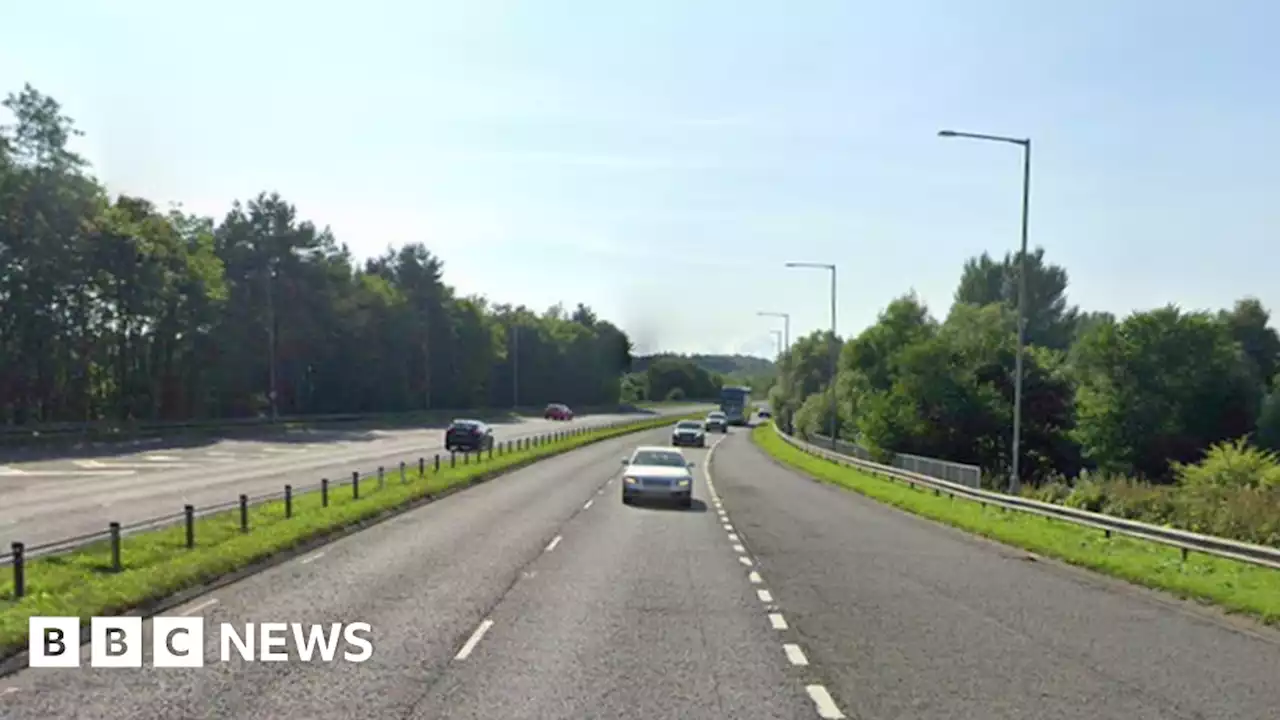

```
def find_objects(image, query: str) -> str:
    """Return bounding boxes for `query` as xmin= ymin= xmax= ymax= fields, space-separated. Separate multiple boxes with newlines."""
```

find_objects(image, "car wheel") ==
xmin=622 ymin=492 xmax=632 ymax=505
xmin=681 ymin=495 xmax=693 ymax=509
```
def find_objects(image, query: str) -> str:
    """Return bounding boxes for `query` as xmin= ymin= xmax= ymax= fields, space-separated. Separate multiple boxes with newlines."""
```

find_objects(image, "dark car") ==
xmin=544 ymin=403 xmax=574 ymax=421
xmin=445 ymin=419 xmax=494 ymax=452
xmin=757 ymin=408 xmax=772 ymax=419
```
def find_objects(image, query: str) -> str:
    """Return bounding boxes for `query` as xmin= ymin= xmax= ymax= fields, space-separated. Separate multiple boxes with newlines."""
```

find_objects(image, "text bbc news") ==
xmin=29 ymin=617 xmax=374 ymax=668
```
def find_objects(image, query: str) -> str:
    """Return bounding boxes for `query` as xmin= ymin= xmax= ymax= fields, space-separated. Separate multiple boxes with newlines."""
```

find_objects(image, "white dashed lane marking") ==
xmin=807 ymin=685 xmax=846 ymax=719
xmin=179 ymin=598 xmax=219 ymax=616
xmin=784 ymin=643 xmax=809 ymax=666
xmin=454 ymin=619 xmax=494 ymax=661
xmin=583 ymin=499 xmax=594 ymax=510
xmin=706 ymin=427 xmax=850 ymax=720
xmin=545 ymin=535 xmax=562 ymax=552
xmin=301 ymin=552 xmax=325 ymax=565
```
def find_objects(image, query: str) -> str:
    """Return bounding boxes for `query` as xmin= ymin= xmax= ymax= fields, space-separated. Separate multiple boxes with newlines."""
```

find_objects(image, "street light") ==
xmin=769 ymin=330 xmax=783 ymax=359
xmin=938 ymin=128 xmax=1032 ymax=494
xmin=785 ymin=262 xmax=837 ymax=449
xmin=757 ymin=311 xmax=791 ymax=352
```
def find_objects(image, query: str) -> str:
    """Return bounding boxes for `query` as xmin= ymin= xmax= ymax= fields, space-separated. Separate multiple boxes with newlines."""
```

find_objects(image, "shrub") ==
xmin=1172 ymin=437 xmax=1280 ymax=490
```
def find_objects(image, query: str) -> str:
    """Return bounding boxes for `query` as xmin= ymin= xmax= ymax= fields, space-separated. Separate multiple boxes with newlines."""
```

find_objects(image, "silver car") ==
xmin=705 ymin=411 xmax=728 ymax=433
xmin=621 ymin=446 xmax=695 ymax=507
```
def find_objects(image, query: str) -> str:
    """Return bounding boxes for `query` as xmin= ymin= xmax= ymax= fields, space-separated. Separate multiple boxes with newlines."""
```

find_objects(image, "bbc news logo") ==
xmin=29 ymin=617 xmax=374 ymax=668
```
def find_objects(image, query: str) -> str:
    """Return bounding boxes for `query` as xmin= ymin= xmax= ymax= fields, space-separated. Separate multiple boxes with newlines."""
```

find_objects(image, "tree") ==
xmin=0 ymin=84 xmax=637 ymax=427
xmin=952 ymin=247 xmax=1079 ymax=351
xmin=1071 ymin=306 xmax=1260 ymax=481
xmin=1218 ymin=297 xmax=1280 ymax=393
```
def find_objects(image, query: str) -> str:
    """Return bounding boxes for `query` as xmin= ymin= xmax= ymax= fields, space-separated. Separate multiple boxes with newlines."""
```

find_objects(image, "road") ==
xmin=2 ymin=424 xmax=1278 ymax=719
xmin=0 ymin=406 xmax=703 ymax=551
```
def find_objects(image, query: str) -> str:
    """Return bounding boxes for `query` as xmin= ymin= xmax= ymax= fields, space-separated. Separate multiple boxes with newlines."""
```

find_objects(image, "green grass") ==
xmin=751 ymin=424 xmax=1280 ymax=626
xmin=0 ymin=414 xmax=696 ymax=657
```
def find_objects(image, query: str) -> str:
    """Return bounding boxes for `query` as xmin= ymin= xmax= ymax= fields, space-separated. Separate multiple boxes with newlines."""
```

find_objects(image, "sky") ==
xmin=3 ymin=0 xmax=1278 ymax=358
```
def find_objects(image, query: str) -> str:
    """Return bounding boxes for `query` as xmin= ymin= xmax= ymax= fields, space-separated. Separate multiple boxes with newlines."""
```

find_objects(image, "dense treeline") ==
xmin=769 ymin=247 xmax=1280 ymax=546
xmin=0 ymin=85 xmax=634 ymax=426
xmin=621 ymin=354 xmax=777 ymax=403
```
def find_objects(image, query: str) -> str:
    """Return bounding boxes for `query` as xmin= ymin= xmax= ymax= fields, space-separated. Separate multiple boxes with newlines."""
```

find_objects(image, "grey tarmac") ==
xmin=0 ymin=423 xmax=821 ymax=719
xmin=0 ymin=407 xmax=701 ymax=549
xmin=710 ymin=428 xmax=1280 ymax=720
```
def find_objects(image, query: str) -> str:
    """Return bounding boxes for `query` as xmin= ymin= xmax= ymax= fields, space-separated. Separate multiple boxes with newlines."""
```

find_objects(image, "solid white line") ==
xmin=784 ymin=643 xmax=809 ymax=666
xmin=769 ymin=613 xmax=788 ymax=630
xmin=145 ymin=455 xmax=182 ymax=461
xmin=545 ymin=535 xmax=562 ymax=552
xmin=75 ymin=459 xmax=195 ymax=469
xmin=583 ymin=499 xmax=594 ymax=510
xmin=806 ymin=685 xmax=846 ymax=719
xmin=1 ymin=469 xmax=135 ymax=477
xmin=180 ymin=598 xmax=219 ymax=616
xmin=0 ymin=687 xmax=20 ymax=697
xmin=749 ymin=571 xmax=762 ymax=584
xmin=301 ymin=552 xmax=325 ymax=565
xmin=0 ymin=466 xmax=26 ymax=476
xmin=757 ymin=589 xmax=773 ymax=603
xmin=739 ymin=556 xmax=753 ymax=566
xmin=454 ymin=619 xmax=494 ymax=660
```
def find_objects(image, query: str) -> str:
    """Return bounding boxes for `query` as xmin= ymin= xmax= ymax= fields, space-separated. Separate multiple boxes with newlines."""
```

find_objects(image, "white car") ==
xmin=620 ymin=445 xmax=695 ymax=508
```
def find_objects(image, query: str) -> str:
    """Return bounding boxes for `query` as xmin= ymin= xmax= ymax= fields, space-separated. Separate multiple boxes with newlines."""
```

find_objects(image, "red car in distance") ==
xmin=544 ymin=403 xmax=574 ymax=421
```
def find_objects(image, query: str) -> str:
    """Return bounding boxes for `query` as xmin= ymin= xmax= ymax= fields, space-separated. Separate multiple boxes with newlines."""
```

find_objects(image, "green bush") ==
xmin=1173 ymin=437 xmax=1280 ymax=490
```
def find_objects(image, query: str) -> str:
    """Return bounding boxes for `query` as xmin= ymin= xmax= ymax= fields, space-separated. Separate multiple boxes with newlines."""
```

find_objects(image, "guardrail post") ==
xmin=185 ymin=505 xmax=195 ymax=548
xmin=464 ymin=452 xmax=470 ymax=466
xmin=322 ymin=478 xmax=330 ymax=507
xmin=378 ymin=465 xmax=385 ymax=489
xmin=11 ymin=542 xmax=24 ymax=599
xmin=419 ymin=457 xmax=425 ymax=475
xmin=109 ymin=522 xmax=122 ymax=572
xmin=352 ymin=471 xmax=360 ymax=499
xmin=1181 ymin=547 xmax=1189 ymax=562
xmin=434 ymin=454 xmax=440 ymax=472
xmin=239 ymin=495 xmax=249 ymax=532
xmin=450 ymin=452 xmax=456 ymax=468
xmin=285 ymin=485 xmax=293 ymax=518
xmin=488 ymin=445 xmax=493 ymax=460
xmin=400 ymin=461 xmax=407 ymax=483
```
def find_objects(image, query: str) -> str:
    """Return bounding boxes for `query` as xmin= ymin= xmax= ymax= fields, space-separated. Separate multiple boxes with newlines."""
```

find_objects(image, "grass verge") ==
xmin=0 ymin=413 xmax=695 ymax=657
xmin=752 ymin=424 xmax=1280 ymax=626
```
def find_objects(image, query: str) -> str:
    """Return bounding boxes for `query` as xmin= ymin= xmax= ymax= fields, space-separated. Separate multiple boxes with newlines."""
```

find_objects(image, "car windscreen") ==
xmin=708 ymin=413 xmax=725 ymax=419
xmin=450 ymin=421 xmax=479 ymax=430
xmin=630 ymin=450 xmax=687 ymax=467
xmin=676 ymin=421 xmax=701 ymax=429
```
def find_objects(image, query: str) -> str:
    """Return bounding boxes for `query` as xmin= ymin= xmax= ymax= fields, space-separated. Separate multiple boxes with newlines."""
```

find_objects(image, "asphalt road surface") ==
xmin=0 ymin=406 xmax=703 ymax=550
xmin=3 ymin=423 xmax=1277 ymax=719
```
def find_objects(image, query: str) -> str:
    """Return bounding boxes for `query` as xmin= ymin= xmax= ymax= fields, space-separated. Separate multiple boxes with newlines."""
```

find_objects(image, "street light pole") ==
xmin=938 ymin=129 xmax=1032 ymax=493
xmin=511 ymin=324 xmax=519 ymax=408
xmin=769 ymin=330 xmax=783 ymax=360
xmin=785 ymin=262 xmax=838 ymax=449
xmin=265 ymin=262 xmax=279 ymax=423
xmin=757 ymin=311 xmax=791 ymax=352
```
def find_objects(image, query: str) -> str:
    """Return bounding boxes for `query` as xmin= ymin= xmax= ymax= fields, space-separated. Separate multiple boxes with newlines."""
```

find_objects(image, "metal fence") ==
xmin=1 ymin=415 xmax=677 ymax=599
xmin=775 ymin=423 xmax=1280 ymax=571
xmin=807 ymin=433 xmax=983 ymax=490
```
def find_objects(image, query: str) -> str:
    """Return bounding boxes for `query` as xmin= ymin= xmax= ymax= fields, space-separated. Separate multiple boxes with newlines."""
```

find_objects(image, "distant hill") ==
xmin=632 ymin=353 xmax=776 ymax=378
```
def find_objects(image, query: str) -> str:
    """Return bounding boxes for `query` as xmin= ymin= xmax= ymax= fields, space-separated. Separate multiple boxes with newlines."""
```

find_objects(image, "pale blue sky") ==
xmin=4 ymin=1 xmax=1277 ymax=357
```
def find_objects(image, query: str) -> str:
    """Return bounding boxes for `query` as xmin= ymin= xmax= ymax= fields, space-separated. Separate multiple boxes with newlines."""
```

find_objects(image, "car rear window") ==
xmin=451 ymin=420 xmax=480 ymax=429
xmin=677 ymin=421 xmax=701 ymax=429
